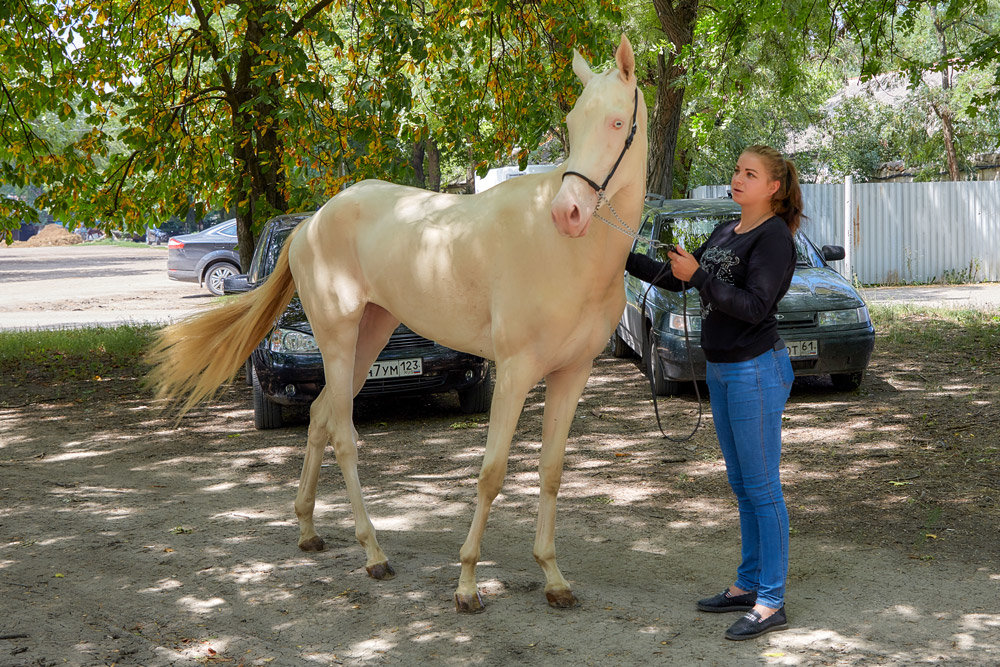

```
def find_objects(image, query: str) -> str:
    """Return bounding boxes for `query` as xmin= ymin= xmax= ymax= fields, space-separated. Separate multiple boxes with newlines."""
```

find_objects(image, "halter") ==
xmin=561 ymin=87 xmax=641 ymax=242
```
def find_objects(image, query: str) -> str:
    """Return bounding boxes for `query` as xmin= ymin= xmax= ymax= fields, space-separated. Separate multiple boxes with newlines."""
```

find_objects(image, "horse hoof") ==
xmin=545 ymin=588 xmax=579 ymax=609
xmin=298 ymin=536 xmax=326 ymax=552
xmin=454 ymin=591 xmax=486 ymax=614
xmin=366 ymin=561 xmax=396 ymax=580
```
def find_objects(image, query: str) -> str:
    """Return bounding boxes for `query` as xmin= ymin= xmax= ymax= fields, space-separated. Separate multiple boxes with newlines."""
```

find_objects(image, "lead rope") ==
xmin=590 ymin=196 xmax=700 ymax=440
xmin=640 ymin=264 xmax=703 ymax=443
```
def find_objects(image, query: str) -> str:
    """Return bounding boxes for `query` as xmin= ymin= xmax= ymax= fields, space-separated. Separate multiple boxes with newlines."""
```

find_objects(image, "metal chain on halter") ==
xmin=593 ymin=190 xmax=667 ymax=249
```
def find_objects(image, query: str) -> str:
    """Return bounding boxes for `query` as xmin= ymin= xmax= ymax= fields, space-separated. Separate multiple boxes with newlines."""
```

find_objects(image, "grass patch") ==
xmin=0 ymin=324 xmax=159 ymax=384
xmin=85 ymin=238 xmax=163 ymax=249
xmin=869 ymin=303 xmax=1000 ymax=353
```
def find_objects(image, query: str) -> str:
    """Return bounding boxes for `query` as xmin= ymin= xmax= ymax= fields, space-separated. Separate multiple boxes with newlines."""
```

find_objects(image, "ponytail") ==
xmin=744 ymin=144 xmax=806 ymax=234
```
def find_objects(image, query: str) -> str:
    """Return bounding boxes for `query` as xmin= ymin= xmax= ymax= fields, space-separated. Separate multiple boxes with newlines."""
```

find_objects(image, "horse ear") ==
xmin=572 ymin=49 xmax=594 ymax=86
xmin=615 ymin=33 xmax=635 ymax=83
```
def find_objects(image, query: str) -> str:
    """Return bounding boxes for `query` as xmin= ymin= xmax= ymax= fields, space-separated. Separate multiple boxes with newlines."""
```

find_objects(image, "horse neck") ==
xmin=584 ymin=178 xmax=646 ymax=282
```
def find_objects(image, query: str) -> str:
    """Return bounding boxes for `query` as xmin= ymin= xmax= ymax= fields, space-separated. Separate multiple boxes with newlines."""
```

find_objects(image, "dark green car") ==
xmin=613 ymin=197 xmax=875 ymax=395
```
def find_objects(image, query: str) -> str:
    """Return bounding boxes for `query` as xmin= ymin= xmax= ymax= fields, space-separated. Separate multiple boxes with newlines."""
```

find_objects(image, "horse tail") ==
xmin=146 ymin=230 xmax=298 ymax=416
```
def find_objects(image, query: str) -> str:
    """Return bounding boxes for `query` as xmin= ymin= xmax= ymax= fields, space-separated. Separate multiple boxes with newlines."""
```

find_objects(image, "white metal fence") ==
xmin=691 ymin=181 xmax=1000 ymax=284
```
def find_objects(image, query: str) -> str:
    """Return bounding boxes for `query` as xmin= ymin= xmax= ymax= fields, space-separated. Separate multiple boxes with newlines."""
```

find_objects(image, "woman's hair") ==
xmin=743 ymin=144 xmax=805 ymax=234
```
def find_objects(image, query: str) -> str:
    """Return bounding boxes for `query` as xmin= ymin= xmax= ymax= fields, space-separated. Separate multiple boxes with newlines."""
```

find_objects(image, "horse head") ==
xmin=551 ymin=34 xmax=647 ymax=238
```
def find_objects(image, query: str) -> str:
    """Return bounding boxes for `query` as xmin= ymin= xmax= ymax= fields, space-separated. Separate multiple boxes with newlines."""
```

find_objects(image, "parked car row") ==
xmin=613 ymin=196 xmax=875 ymax=394
xmin=223 ymin=213 xmax=494 ymax=429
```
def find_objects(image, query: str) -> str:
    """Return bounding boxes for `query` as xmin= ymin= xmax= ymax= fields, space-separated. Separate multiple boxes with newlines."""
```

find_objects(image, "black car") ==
xmin=614 ymin=196 xmax=875 ymax=394
xmin=167 ymin=218 xmax=242 ymax=295
xmin=225 ymin=213 xmax=493 ymax=429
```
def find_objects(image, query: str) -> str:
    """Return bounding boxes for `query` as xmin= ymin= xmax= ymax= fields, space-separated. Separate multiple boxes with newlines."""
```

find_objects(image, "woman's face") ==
xmin=731 ymin=152 xmax=780 ymax=209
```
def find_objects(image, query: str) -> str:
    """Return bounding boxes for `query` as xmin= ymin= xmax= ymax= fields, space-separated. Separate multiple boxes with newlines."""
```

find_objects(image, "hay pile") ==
xmin=11 ymin=224 xmax=83 ymax=247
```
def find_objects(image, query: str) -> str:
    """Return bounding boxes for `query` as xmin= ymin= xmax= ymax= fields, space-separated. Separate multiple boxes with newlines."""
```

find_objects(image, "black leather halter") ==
xmin=562 ymin=87 xmax=639 ymax=194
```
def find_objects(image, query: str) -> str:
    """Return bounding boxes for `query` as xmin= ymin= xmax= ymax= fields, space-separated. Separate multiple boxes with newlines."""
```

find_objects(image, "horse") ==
xmin=148 ymin=34 xmax=648 ymax=613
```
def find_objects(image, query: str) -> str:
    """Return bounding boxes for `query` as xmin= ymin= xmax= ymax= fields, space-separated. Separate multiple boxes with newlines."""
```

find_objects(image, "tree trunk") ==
xmin=931 ymin=6 xmax=961 ymax=181
xmin=649 ymin=0 xmax=699 ymax=197
xmin=466 ymin=150 xmax=476 ymax=194
xmin=648 ymin=48 xmax=687 ymax=197
xmin=229 ymin=2 xmax=288 ymax=270
xmin=411 ymin=140 xmax=426 ymax=188
xmin=427 ymin=139 xmax=441 ymax=192
xmin=932 ymin=102 xmax=962 ymax=181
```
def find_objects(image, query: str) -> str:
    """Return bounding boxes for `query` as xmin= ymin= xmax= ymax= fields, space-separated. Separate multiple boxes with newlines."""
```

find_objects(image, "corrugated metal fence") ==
xmin=691 ymin=181 xmax=1000 ymax=284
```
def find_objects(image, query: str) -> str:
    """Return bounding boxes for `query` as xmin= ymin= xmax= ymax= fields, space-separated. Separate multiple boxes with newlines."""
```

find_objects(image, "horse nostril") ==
xmin=569 ymin=205 xmax=580 ymax=226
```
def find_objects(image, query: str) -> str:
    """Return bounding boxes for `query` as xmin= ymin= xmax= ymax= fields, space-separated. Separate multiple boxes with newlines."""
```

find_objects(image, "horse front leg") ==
xmin=455 ymin=359 xmax=536 ymax=613
xmin=534 ymin=361 xmax=593 ymax=608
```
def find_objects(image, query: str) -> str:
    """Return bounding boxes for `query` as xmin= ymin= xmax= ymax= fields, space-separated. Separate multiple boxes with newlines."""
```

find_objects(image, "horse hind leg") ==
xmin=293 ymin=306 xmax=397 ymax=579
xmin=294 ymin=396 xmax=332 ymax=553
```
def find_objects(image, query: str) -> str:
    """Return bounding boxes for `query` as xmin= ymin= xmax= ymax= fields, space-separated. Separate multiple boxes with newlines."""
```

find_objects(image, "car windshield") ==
xmin=652 ymin=215 xmax=726 ymax=263
xmin=654 ymin=214 xmax=817 ymax=267
xmin=251 ymin=224 xmax=296 ymax=283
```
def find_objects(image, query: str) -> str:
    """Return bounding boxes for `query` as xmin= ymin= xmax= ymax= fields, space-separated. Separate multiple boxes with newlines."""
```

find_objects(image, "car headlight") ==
xmin=268 ymin=328 xmax=320 ymax=354
xmin=668 ymin=312 xmax=702 ymax=333
xmin=817 ymin=306 xmax=869 ymax=327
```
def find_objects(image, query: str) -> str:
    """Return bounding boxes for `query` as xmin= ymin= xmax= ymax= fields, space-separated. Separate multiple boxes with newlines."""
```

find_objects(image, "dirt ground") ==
xmin=1 ymin=245 xmax=999 ymax=666
xmin=0 ymin=244 xmax=214 ymax=331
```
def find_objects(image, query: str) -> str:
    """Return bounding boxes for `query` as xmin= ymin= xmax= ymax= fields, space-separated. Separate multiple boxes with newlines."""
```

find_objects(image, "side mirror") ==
xmin=223 ymin=274 xmax=252 ymax=295
xmin=821 ymin=245 xmax=845 ymax=262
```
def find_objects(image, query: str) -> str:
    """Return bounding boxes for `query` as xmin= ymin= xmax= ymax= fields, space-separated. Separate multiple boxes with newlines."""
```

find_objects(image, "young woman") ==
xmin=627 ymin=145 xmax=803 ymax=640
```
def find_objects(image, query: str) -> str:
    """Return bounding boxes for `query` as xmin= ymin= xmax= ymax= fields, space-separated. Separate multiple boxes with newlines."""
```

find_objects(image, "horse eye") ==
xmin=614 ymin=120 xmax=623 ymax=129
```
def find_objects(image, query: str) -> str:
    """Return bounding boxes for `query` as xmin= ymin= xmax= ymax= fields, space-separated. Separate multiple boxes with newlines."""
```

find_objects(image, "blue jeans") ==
xmin=706 ymin=347 xmax=794 ymax=609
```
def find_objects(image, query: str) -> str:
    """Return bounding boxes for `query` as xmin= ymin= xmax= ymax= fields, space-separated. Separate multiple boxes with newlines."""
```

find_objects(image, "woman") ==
xmin=626 ymin=145 xmax=803 ymax=640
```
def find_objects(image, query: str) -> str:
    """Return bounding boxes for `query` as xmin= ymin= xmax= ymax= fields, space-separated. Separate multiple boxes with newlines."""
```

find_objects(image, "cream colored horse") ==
xmin=148 ymin=34 xmax=647 ymax=613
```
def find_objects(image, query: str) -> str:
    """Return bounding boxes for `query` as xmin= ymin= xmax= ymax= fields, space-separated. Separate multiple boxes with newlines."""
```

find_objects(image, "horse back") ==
xmin=294 ymin=176 xmax=626 ymax=366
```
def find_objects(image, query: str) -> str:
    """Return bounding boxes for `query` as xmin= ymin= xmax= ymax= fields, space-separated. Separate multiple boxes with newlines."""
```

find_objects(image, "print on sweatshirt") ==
xmin=698 ymin=246 xmax=740 ymax=319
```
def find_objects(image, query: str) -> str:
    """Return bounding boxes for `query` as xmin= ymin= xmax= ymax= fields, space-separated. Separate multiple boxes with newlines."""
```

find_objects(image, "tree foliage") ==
xmin=0 ymin=0 xmax=619 ymax=254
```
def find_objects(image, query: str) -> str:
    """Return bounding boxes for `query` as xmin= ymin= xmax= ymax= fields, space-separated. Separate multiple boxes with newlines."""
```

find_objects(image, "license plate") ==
xmin=786 ymin=340 xmax=818 ymax=358
xmin=367 ymin=358 xmax=423 ymax=379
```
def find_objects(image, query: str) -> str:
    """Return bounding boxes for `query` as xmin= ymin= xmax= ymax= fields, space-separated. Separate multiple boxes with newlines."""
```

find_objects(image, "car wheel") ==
xmin=205 ymin=262 xmax=239 ymax=296
xmin=609 ymin=331 xmax=632 ymax=358
xmin=831 ymin=371 xmax=864 ymax=391
xmin=458 ymin=373 xmax=494 ymax=414
xmin=645 ymin=328 xmax=679 ymax=397
xmin=252 ymin=366 xmax=283 ymax=430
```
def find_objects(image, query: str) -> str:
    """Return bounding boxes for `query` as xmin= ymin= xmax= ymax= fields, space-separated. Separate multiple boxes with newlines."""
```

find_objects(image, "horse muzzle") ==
xmin=550 ymin=180 xmax=597 ymax=238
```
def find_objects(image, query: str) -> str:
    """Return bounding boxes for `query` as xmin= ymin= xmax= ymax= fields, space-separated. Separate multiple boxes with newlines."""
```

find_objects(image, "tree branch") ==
xmin=286 ymin=0 xmax=339 ymax=40
xmin=189 ymin=0 xmax=234 ymax=95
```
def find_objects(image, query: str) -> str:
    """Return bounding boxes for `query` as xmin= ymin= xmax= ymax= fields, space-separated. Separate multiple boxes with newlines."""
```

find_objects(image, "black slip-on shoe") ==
xmin=696 ymin=589 xmax=757 ymax=613
xmin=724 ymin=606 xmax=788 ymax=641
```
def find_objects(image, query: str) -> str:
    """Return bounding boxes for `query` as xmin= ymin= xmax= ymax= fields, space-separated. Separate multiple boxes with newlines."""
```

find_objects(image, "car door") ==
xmin=214 ymin=220 xmax=238 ymax=253
xmin=620 ymin=213 xmax=655 ymax=353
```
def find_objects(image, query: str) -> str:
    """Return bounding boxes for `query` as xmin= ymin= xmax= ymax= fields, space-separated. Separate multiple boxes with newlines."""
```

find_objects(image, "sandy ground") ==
xmin=0 ymin=244 xmax=998 ymax=666
xmin=0 ymin=245 xmax=216 ymax=330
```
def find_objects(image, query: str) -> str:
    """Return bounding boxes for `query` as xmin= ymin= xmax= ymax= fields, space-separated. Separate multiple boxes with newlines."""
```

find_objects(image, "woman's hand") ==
xmin=666 ymin=245 xmax=699 ymax=282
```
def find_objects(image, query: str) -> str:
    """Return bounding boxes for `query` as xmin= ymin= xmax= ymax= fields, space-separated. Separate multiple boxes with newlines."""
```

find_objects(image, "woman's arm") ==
xmin=626 ymin=235 xmax=710 ymax=291
xmin=625 ymin=252 xmax=684 ymax=291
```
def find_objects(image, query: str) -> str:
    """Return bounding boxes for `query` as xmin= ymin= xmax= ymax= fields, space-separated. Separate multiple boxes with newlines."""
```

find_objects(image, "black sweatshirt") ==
xmin=626 ymin=216 xmax=796 ymax=363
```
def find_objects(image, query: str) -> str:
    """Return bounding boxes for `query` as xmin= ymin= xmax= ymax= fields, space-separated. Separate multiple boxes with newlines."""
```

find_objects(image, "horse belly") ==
xmin=360 ymin=230 xmax=495 ymax=359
